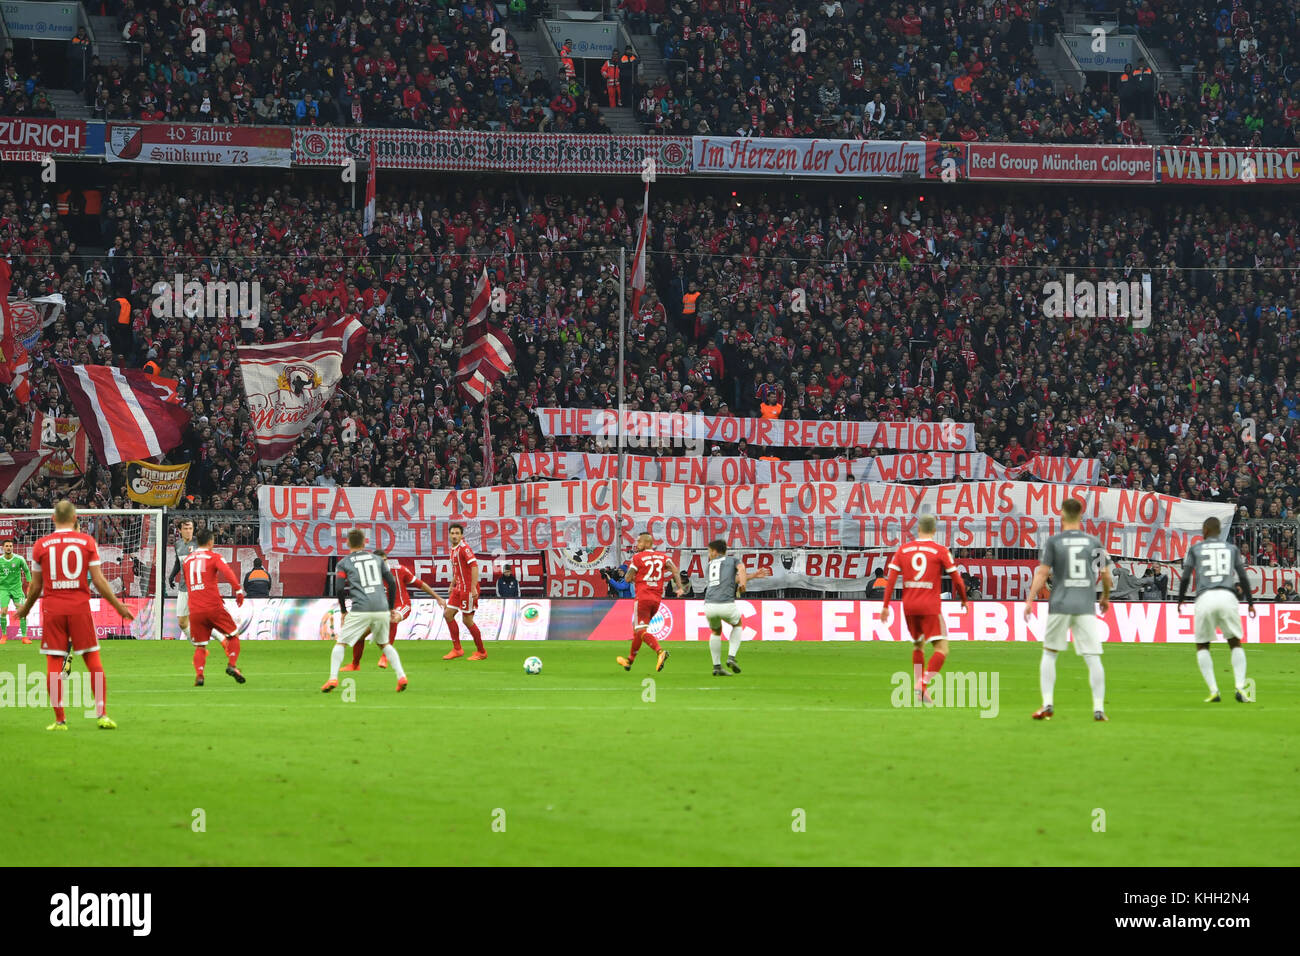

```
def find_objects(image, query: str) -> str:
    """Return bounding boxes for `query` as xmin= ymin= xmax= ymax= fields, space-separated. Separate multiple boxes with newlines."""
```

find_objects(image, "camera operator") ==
xmin=601 ymin=564 xmax=634 ymax=598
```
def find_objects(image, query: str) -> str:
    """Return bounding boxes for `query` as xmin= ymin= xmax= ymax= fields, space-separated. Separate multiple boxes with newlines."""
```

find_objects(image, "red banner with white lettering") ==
xmin=967 ymin=143 xmax=1155 ymax=183
xmin=583 ymin=600 xmax=1298 ymax=643
xmin=106 ymin=123 xmax=292 ymax=167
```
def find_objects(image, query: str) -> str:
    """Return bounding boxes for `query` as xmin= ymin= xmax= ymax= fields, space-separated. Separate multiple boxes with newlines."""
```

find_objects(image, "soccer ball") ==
xmin=523 ymin=656 xmax=543 ymax=675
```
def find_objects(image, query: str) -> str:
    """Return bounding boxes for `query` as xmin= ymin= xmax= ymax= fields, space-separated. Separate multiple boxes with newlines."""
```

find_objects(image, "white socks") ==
xmin=1197 ymin=648 xmax=1218 ymax=695
xmin=1040 ymin=651 xmax=1057 ymax=707
xmin=1085 ymin=655 xmax=1106 ymax=712
xmin=329 ymin=643 xmax=345 ymax=681
xmin=727 ymin=623 xmax=742 ymax=660
xmin=382 ymin=643 xmax=406 ymax=679
xmin=709 ymin=634 xmax=723 ymax=666
xmin=1230 ymin=646 xmax=1247 ymax=690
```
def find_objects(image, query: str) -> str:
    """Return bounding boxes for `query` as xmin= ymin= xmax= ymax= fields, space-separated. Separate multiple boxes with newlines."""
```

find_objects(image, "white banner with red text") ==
xmin=583 ymin=599 xmax=1300 ymax=643
xmin=106 ymin=123 xmax=292 ymax=167
xmin=535 ymin=408 xmax=975 ymax=450
xmin=1117 ymin=561 xmax=1300 ymax=601
xmin=293 ymin=127 xmax=692 ymax=174
xmin=692 ymin=136 xmax=926 ymax=177
xmin=258 ymin=481 xmax=1233 ymax=561
xmin=514 ymin=451 xmax=1099 ymax=484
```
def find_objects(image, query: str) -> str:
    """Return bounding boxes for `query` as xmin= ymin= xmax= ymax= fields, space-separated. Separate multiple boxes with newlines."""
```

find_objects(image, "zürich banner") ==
xmin=258 ymin=480 xmax=1231 ymax=560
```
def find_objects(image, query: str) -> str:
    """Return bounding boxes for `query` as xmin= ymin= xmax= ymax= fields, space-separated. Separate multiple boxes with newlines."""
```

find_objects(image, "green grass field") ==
xmin=2 ymin=640 xmax=1297 ymax=866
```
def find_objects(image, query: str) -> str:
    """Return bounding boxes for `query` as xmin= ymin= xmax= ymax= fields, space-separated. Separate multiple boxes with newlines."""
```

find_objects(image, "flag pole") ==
xmin=616 ymin=244 xmax=626 ymax=568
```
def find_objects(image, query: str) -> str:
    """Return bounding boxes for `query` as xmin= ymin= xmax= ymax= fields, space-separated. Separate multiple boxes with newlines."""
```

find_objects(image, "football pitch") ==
xmin=3 ymin=641 xmax=1296 ymax=866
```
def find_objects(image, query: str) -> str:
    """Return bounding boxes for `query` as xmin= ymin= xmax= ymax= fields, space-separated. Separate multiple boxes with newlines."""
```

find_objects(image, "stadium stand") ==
xmin=1 ymin=169 xmax=1298 ymax=570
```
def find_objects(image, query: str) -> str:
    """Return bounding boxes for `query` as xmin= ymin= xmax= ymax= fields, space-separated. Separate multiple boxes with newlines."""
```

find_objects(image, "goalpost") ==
xmin=0 ymin=508 xmax=166 ymax=641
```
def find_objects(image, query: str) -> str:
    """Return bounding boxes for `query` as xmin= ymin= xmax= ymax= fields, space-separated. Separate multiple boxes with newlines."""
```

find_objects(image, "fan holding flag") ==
xmin=455 ymin=267 xmax=516 ymax=405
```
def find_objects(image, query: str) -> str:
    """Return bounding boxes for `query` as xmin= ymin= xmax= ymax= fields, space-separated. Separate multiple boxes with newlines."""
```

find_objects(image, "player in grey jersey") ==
xmin=703 ymin=539 xmax=749 ymax=676
xmin=322 ymin=529 xmax=408 ymax=693
xmin=1023 ymin=497 xmax=1114 ymax=722
xmin=1178 ymin=517 xmax=1255 ymax=703
xmin=169 ymin=518 xmax=196 ymax=641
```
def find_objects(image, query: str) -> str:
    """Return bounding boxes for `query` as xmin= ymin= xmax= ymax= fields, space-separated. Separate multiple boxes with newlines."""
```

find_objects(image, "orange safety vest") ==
xmin=115 ymin=297 xmax=131 ymax=324
xmin=682 ymin=291 xmax=700 ymax=314
xmin=760 ymin=401 xmax=782 ymax=419
xmin=143 ymin=360 xmax=160 ymax=376
xmin=601 ymin=62 xmax=619 ymax=86
xmin=82 ymin=189 xmax=102 ymax=215
xmin=56 ymin=190 xmax=71 ymax=215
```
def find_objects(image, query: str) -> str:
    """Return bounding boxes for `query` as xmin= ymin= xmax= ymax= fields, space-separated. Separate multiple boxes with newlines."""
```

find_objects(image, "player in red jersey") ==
xmin=16 ymin=500 xmax=134 ymax=730
xmin=877 ymin=514 xmax=968 ymax=703
xmin=344 ymin=550 xmax=444 ymax=670
xmin=618 ymin=531 xmax=685 ymax=672
xmin=441 ymin=523 xmax=487 ymax=660
xmin=181 ymin=529 xmax=247 ymax=686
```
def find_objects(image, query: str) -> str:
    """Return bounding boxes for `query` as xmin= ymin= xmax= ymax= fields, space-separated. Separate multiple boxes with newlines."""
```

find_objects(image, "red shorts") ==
xmin=905 ymin=613 xmax=946 ymax=642
xmin=633 ymin=598 xmax=661 ymax=630
xmin=40 ymin=611 xmax=98 ymax=658
xmin=190 ymin=605 xmax=238 ymax=646
xmin=447 ymin=589 xmax=477 ymax=614
xmin=389 ymin=605 xmax=411 ymax=641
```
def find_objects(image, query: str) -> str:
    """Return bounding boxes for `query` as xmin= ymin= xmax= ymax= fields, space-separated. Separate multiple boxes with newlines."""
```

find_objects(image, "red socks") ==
xmin=925 ymin=650 xmax=947 ymax=686
xmin=912 ymin=647 xmax=925 ymax=684
xmin=466 ymin=621 xmax=485 ymax=654
xmin=193 ymin=645 xmax=207 ymax=678
xmin=225 ymin=636 xmax=240 ymax=666
xmin=642 ymin=632 xmax=662 ymax=653
xmin=351 ymin=639 xmax=365 ymax=667
xmin=447 ymin=619 xmax=462 ymax=651
xmin=45 ymin=653 xmax=107 ymax=719
xmin=629 ymin=630 xmax=643 ymax=662
xmin=46 ymin=655 xmax=65 ymax=722
xmin=83 ymin=652 xmax=106 ymax=718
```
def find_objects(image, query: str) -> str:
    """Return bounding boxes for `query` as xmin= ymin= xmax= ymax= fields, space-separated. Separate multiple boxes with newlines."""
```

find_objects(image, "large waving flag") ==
xmin=237 ymin=337 xmax=344 ymax=463
xmin=455 ymin=268 xmax=515 ymax=404
xmin=53 ymin=365 xmax=191 ymax=465
xmin=0 ymin=450 xmax=54 ymax=503
xmin=298 ymin=313 xmax=367 ymax=373
xmin=630 ymin=180 xmax=650 ymax=316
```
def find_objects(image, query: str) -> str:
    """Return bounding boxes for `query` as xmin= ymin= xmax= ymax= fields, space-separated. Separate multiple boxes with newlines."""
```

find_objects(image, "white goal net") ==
xmin=0 ymin=509 xmax=164 ymax=640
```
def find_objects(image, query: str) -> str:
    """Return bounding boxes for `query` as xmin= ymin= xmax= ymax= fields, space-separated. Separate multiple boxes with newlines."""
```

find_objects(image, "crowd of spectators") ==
xmin=87 ymin=0 xmax=610 ymax=133
xmin=1142 ymin=0 xmax=1300 ymax=149
xmin=0 ymin=46 xmax=57 ymax=120
xmin=2 ymin=168 xmax=1299 ymax=566
xmin=639 ymin=0 xmax=1146 ymax=143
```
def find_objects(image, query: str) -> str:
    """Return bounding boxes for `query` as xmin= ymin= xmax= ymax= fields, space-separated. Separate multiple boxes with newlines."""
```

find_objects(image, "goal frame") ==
xmin=0 ymin=507 xmax=166 ymax=640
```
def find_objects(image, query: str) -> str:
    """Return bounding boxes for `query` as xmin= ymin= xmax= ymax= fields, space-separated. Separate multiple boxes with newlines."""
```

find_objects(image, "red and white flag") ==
xmin=630 ymin=180 xmax=650 ymax=316
xmin=0 ymin=259 xmax=31 ymax=403
xmin=237 ymin=338 xmax=344 ymax=463
xmin=481 ymin=401 xmax=495 ymax=483
xmin=0 ymin=450 xmax=53 ymax=503
xmin=30 ymin=411 xmax=89 ymax=477
xmin=300 ymin=313 xmax=367 ymax=373
xmin=363 ymin=139 xmax=377 ymax=237
xmin=455 ymin=268 xmax=515 ymax=403
xmin=53 ymin=365 xmax=191 ymax=465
